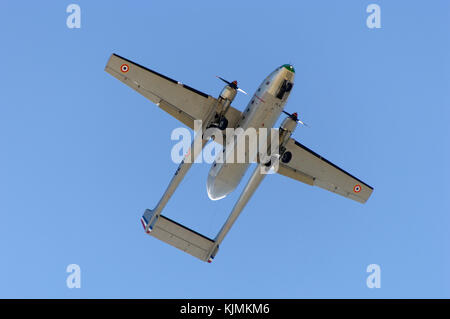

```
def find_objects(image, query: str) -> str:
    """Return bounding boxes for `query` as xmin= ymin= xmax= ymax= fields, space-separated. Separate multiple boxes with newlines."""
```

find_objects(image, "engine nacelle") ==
xmin=211 ymin=85 xmax=238 ymax=130
xmin=218 ymin=85 xmax=237 ymax=115
xmin=220 ymin=85 xmax=237 ymax=101
xmin=259 ymin=115 xmax=298 ymax=166
xmin=279 ymin=116 xmax=297 ymax=146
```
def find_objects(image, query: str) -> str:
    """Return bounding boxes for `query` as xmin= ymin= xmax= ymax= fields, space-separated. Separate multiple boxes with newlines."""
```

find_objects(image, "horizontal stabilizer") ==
xmin=141 ymin=209 xmax=216 ymax=262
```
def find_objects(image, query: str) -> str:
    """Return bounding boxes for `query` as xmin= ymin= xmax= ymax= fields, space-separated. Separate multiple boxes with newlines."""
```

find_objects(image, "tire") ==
xmin=281 ymin=151 xmax=292 ymax=164
xmin=218 ymin=117 xmax=228 ymax=130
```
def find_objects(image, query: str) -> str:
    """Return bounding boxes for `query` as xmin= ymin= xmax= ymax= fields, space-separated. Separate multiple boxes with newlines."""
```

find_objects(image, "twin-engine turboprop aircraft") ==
xmin=105 ymin=54 xmax=373 ymax=263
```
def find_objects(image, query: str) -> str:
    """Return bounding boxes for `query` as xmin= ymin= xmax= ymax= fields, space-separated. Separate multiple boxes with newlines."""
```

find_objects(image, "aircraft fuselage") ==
xmin=207 ymin=65 xmax=295 ymax=200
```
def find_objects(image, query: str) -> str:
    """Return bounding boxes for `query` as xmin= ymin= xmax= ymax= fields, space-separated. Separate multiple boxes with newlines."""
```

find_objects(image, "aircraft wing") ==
xmin=104 ymin=54 xmax=242 ymax=132
xmin=277 ymin=138 xmax=373 ymax=203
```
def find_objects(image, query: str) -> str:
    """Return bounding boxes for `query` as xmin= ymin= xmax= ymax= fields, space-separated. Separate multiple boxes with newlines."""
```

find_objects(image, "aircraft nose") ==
xmin=282 ymin=64 xmax=295 ymax=73
xmin=207 ymin=173 xmax=234 ymax=201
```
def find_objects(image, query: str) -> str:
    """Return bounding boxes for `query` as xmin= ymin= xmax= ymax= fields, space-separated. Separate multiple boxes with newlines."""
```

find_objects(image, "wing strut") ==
xmin=207 ymin=164 xmax=269 ymax=261
xmin=141 ymin=106 xmax=221 ymax=262
xmin=143 ymin=131 xmax=207 ymax=234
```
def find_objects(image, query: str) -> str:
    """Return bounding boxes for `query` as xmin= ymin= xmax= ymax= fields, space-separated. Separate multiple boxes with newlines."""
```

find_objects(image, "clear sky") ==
xmin=0 ymin=1 xmax=449 ymax=298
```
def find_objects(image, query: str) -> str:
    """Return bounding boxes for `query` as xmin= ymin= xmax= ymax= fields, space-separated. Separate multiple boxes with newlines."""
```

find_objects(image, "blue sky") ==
xmin=0 ymin=1 xmax=449 ymax=298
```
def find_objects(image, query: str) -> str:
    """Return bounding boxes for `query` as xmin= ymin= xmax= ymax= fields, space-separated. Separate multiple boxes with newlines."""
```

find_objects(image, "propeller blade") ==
xmin=216 ymin=75 xmax=231 ymax=85
xmin=298 ymin=120 xmax=309 ymax=127
xmin=283 ymin=110 xmax=309 ymax=127
xmin=282 ymin=110 xmax=297 ymax=120
xmin=216 ymin=76 xmax=246 ymax=94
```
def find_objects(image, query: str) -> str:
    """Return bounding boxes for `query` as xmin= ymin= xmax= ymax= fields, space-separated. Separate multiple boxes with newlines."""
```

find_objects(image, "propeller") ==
xmin=282 ymin=110 xmax=309 ymax=127
xmin=216 ymin=76 xmax=247 ymax=95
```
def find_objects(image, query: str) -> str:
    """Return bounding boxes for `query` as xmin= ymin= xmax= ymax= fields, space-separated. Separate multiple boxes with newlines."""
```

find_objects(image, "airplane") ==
xmin=105 ymin=53 xmax=373 ymax=263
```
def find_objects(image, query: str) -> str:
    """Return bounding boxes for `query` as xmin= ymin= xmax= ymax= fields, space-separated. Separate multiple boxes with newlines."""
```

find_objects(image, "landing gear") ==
xmin=263 ymin=151 xmax=292 ymax=167
xmin=281 ymin=151 xmax=292 ymax=164
xmin=218 ymin=117 xmax=228 ymax=130
xmin=264 ymin=160 xmax=272 ymax=167
xmin=208 ymin=116 xmax=228 ymax=131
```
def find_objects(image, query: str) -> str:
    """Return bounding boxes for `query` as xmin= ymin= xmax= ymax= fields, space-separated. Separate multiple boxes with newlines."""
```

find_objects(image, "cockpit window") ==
xmin=276 ymin=80 xmax=293 ymax=99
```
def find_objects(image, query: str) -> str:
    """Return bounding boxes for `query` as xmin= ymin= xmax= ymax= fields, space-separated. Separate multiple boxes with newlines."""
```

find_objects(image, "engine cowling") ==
xmin=209 ymin=85 xmax=237 ymax=130
xmin=220 ymin=84 xmax=237 ymax=101
xmin=279 ymin=115 xmax=297 ymax=147
xmin=259 ymin=114 xmax=298 ymax=167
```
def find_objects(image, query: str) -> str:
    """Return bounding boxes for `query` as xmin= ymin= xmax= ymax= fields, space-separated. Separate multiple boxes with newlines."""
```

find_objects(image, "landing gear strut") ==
xmin=208 ymin=115 xmax=228 ymax=131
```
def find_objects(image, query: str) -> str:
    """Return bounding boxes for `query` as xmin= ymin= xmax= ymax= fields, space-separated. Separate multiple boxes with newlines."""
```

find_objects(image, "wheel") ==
xmin=281 ymin=151 xmax=292 ymax=164
xmin=218 ymin=117 xmax=228 ymax=130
